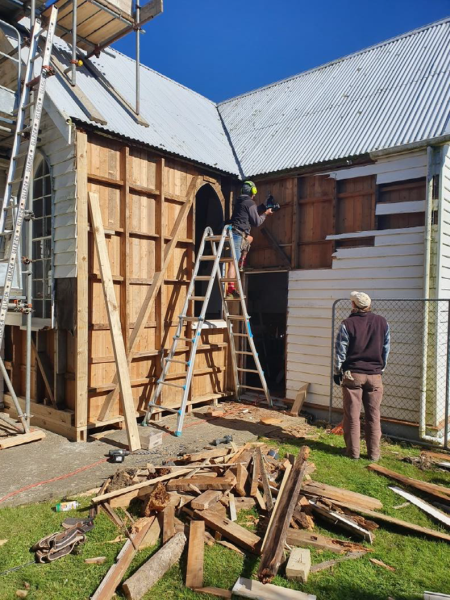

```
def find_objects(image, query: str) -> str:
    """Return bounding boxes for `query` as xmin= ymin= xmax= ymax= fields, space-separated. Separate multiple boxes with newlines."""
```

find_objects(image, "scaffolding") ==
xmin=0 ymin=0 xmax=163 ymax=447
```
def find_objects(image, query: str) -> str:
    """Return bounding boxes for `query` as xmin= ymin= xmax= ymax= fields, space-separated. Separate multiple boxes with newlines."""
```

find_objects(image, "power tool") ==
xmin=258 ymin=193 xmax=281 ymax=214
xmin=107 ymin=448 xmax=154 ymax=463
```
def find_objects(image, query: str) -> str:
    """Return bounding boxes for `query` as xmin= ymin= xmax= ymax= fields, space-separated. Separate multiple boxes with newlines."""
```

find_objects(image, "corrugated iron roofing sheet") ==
xmin=45 ymin=37 xmax=241 ymax=174
xmin=218 ymin=18 xmax=450 ymax=177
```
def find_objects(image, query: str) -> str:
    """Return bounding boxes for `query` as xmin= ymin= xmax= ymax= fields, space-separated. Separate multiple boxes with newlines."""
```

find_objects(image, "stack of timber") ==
xmin=88 ymin=444 xmax=450 ymax=599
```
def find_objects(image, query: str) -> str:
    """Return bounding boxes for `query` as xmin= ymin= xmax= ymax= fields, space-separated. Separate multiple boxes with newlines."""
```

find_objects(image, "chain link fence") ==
xmin=330 ymin=299 xmax=450 ymax=448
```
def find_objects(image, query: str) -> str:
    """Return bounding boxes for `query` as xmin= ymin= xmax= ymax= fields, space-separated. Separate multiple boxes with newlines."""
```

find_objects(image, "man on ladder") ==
xmin=226 ymin=181 xmax=273 ymax=298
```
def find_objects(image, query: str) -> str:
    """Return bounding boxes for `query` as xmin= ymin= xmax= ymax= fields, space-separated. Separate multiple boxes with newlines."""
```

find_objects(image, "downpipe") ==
xmin=419 ymin=146 xmax=442 ymax=444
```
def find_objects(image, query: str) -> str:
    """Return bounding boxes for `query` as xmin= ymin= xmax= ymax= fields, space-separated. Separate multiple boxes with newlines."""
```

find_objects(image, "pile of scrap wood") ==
xmin=89 ymin=442 xmax=450 ymax=600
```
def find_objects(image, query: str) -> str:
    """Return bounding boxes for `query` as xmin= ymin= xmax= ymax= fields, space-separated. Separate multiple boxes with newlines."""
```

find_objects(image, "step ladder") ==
xmin=0 ymin=8 xmax=58 ymax=431
xmin=143 ymin=224 xmax=272 ymax=436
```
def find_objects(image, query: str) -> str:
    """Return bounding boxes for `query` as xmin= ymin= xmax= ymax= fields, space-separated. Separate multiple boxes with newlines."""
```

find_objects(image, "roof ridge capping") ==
xmin=218 ymin=15 xmax=450 ymax=106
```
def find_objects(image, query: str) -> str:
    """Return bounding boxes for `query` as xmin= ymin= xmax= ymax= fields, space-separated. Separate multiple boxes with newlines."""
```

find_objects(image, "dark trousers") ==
xmin=342 ymin=372 xmax=383 ymax=459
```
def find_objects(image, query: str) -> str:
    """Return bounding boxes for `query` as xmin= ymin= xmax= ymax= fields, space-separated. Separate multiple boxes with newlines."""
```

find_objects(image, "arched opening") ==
xmin=194 ymin=183 xmax=224 ymax=319
xmin=31 ymin=153 xmax=53 ymax=321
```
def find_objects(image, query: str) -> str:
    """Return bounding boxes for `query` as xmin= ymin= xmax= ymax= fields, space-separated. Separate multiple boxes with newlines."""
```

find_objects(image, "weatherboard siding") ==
xmin=286 ymin=227 xmax=425 ymax=423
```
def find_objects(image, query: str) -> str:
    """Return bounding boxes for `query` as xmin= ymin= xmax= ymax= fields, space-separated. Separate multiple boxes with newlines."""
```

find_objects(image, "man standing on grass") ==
xmin=334 ymin=291 xmax=390 ymax=461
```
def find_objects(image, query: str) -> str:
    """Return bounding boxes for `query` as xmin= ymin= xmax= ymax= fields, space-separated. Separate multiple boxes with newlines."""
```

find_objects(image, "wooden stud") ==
xmin=32 ymin=339 xmax=56 ymax=406
xmin=88 ymin=191 xmax=141 ymax=451
xmin=185 ymin=520 xmax=205 ymax=589
xmin=191 ymin=490 xmax=222 ymax=510
xmin=234 ymin=464 xmax=249 ymax=497
xmin=285 ymin=548 xmax=311 ymax=582
xmin=368 ymin=463 xmax=450 ymax=503
xmin=256 ymin=448 xmax=273 ymax=511
xmin=229 ymin=493 xmax=237 ymax=522
xmin=289 ymin=383 xmax=309 ymax=416
xmin=120 ymin=147 xmax=130 ymax=351
xmin=98 ymin=175 xmax=201 ymax=421
xmin=194 ymin=509 xmax=261 ymax=554
xmin=0 ymin=429 xmax=45 ymax=449
xmin=75 ymin=131 xmax=89 ymax=433
xmin=232 ymin=577 xmax=315 ymax=600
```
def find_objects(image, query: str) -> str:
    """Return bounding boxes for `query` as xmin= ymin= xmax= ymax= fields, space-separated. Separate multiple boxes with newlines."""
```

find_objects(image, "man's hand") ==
xmin=265 ymin=208 xmax=273 ymax=215
xmin=333 ymin=372 xmax=343 ymax=386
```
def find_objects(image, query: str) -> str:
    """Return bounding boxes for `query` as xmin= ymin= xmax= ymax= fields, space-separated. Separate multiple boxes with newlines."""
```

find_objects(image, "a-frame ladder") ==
xmin=143 ymin=225 xmax=272 ymax=436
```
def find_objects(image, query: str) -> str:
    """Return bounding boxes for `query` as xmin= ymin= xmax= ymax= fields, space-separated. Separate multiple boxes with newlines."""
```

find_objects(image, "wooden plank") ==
xmin=191 ymin=490 xmax=222 ymax=510
xmin=234 ymin=464 xmax=248 ymax=497
xmin=232 ymin=577 xmax=316 ymax=600
xmin=309 ymin=501 xmax=373 ymax=543
xmin=250 ymin=453 xmax=260 ymax=497
xmin=88 ymin=191 xmax=141 ymax=452
xmin=422 ymin=451 xmax=450 ymax=462
xmin=258 ymin=447 xmax=310 ymax=583
xmin=185 ymin=520 xmax=205 ymax=589
xmin=289 ymin=383 xmax=309 ymax=416
xmin=121 ymin=146 xmax=130 ymax=351
xmin=261 ymin=462 xmax=292 ymax=552
xmin=51 ymin=52 xmax=107 ymax=125
xmin=368 ymin=464 xmax=450 ymax=502
xmin=256 ymin=448 xmax=273 ymax=511
xmin=167 ymin=477 xmax=235 ymax=492
xmin=0 ymin=429 xmax=45 ymax=449
xmin=91 ymin=520 xmax=152 ymax=600
xmin=389 ymin=486 xmax=450 ymax=528
xmin=83 ymin=58 xmax=149 ymax=127
xmin=194 ymin=509 xmax=261 ymax=554
xmin=98 ymin=175 xmax=201 ymax=421
xmin=75 ymin=131 xmax=89 ymax=431
xmin=162 ymin=505 xmax=175 ymax=544
xmin=122 ymin=532 xmax=186 ymax=600
xmin=184 ymin=448 xmax=231 ymax=463
xmin=229 ymin=494 xmax=237 ymax=522
xmin=32 ymin=340 xmax=56 ymax=406
xmin=93 ymin=468 xmax=193 ymax=503
xmin=310 ymin=551 xmax=366 ymax=574
xmin=286 ymin=529 xmax=369 ymax=554
xmin=302 ymin=480 xmax=383 ymax=511
xmin=194 ymin=588 xmax=231 ymax=599
xmin=332 ymin=505 xmax=450 ymax=543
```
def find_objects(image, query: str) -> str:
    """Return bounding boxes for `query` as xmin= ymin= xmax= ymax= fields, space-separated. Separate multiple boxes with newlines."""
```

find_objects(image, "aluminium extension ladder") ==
xmin=143 ymin=224 xmax=272 ymax=436
xmin=0 ymin=8 xmax=58 ymax=431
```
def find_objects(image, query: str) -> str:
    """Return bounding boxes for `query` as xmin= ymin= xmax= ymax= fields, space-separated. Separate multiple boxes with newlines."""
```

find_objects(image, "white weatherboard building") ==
xmin=1 ymin=15 xmax=450 ymax=442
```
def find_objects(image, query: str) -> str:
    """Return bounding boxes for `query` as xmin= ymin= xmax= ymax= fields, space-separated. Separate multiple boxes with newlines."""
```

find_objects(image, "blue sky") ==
xmin=113 ymin=0 xmax=450 ymax=103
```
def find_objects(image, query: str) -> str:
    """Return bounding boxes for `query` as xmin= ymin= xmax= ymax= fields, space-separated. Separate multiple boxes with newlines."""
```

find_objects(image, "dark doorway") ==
xmin=194 ymin=184 xmax=224 ymax=319
xmin=245 ymin=271 xmax=288 ymax=397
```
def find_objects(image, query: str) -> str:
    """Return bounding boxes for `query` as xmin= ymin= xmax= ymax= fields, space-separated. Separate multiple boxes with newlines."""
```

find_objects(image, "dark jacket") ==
xmin=335 ymin=311 xmax=390 ymax=375
xmin=230 ymin=194 xmax=266 ymax=234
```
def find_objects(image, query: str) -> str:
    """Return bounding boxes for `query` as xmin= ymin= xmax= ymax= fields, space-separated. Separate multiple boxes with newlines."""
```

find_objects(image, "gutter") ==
xmin=370 ymin=134 xmax=450 ymax=160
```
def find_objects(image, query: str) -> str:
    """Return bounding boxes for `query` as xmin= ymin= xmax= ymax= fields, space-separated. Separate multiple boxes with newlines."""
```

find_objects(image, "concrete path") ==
xmin=0 ymin=403 xmax=309 ymax=507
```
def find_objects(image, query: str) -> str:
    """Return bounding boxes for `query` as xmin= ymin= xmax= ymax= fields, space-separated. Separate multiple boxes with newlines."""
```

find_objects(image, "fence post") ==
xmin=445 ymin=300 xmax=450 ymax=449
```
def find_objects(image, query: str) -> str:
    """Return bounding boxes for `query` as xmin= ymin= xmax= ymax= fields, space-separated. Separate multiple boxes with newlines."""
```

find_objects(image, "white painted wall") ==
xmin=287 ymin=226 xmax=426 ymax=423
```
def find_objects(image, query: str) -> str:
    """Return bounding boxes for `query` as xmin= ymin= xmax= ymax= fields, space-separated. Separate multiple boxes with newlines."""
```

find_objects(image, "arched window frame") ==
xmin=30 ymin=151 xmax=54 ymax=326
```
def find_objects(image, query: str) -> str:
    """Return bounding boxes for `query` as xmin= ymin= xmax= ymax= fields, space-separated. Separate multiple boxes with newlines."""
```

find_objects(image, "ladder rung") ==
xmin=228 ymin=315 xmax=247 ymax=321
xmin=180 ymin=316 xmax=201 ymax=322
xmin=174 ymin=336 xmax=194 ymax=343
xmin=147 ymin=403 xmax=178 ymax=414
xmin=165 ymin=358 xmax=189 ymax=365
xmin=240 ymin=385 xmax=266 ymax=392
xmin=224 ymin=297 xmax=245 ymax=301
xmin=189 ymin=296 xmax=206 ymax=301
xmin=199 ymin=256 xmax=216 ymax=261
xmin=0 ymin=231 xmax=13 ymax=236
xmin=158 ymin=381 xmax=186 ymax=390
xmin=236 ymin=351 xmax=253 ymax=355
xmin=233 ymin=333 xmax=248 ymax=337
xmin=237 ymin=368 xmax=260 ymax=374
xmin=220 ymin=278 xmax=238 ymax=282
xmin=220 ymin=258 xmax=234 ymax=262
xmin=194 ymin=276 xmax=213 ymax=281
xmin=31 ymin=51 xmax=43 ymax=62
xmin=206 ymin=235 xmax=222 ymax=242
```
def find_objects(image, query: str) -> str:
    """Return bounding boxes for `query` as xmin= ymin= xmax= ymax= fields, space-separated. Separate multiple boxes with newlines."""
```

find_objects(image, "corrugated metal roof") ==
xmin=45 ymin=37 xmax=241 ymax=175
xmin=218 ymin=18 xmax=450 ymax=177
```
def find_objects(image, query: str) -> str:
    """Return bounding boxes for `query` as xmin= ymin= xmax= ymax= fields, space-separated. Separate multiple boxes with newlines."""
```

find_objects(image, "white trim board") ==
xmin=326 ymin=226 xmax=424 ymax=241
xmin=323 ymin=152 xmax=427 ymax=181
xmin=376 ymin=200 xmax=426 ymax=215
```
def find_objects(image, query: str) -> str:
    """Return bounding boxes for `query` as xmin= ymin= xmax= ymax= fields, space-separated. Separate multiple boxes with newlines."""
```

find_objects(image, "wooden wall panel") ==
xmin=247 ymin=178 xmax=295 ymax=269
xmin=336 ymin=176 xmax=375 ymax=234
xmin=82 ymin=135 xmax=229 ymax=426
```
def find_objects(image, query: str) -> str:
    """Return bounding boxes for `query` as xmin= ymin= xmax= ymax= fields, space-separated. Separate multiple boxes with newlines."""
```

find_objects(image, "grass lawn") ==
xmin=1 ymin=430 xmax=450 ymax=599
